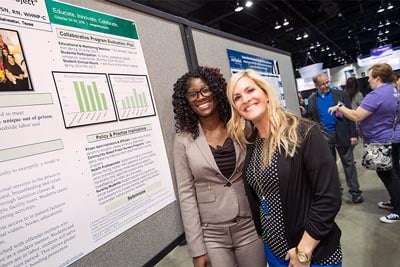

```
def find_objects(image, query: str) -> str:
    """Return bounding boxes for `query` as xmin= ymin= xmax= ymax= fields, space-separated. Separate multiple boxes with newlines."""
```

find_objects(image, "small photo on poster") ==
xmin=0 ymin=28 xmax=33 ymax=91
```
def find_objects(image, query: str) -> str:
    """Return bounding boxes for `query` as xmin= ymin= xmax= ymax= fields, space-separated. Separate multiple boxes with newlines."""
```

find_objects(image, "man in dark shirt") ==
xmin=307 ymin=73 xmax=363 ymax=203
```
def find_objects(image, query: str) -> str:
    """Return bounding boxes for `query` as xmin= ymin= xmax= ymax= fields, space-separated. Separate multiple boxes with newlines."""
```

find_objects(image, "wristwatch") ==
xmin=296 ymin=247 xmax=311 ymax=263
xmin=337 ymin=101 xmax=344 ymax=108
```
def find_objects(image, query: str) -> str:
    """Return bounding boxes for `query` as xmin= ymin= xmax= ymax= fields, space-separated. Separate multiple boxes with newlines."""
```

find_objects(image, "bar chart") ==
xmin=109 ymin=74 xmax=155 ymax=120
xmin=52 ymin=72 xmax=117 ymax=128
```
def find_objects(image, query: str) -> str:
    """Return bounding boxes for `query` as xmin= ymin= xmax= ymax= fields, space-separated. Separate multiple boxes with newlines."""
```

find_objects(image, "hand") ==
xmin=300 ymin=106 xmax=306 ymax=116
xmin=328 ymin=105 xmax=339 ymax=115
xmin=350 ymin=137 xmax=358 ymax=145
xmin=193 ymin=254 xmax=211 ymax=267
xmin=285 ymin=248 xmax=311 ymax=267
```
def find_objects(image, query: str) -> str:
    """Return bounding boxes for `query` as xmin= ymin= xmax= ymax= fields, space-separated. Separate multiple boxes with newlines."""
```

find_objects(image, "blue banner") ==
xmin=227 ymin=49 xmax=279 ymax=74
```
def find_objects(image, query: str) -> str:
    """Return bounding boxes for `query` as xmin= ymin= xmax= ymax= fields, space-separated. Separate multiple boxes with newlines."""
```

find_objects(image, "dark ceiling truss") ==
xmin=131 ymin=0 xmax=400 ymax=70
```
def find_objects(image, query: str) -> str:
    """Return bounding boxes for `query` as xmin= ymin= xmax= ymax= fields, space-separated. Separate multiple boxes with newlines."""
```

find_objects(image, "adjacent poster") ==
xmin=226 ymin=49 xmax=286 ymax=107
xmin=0 ymin=1 xmax=176 ymax=266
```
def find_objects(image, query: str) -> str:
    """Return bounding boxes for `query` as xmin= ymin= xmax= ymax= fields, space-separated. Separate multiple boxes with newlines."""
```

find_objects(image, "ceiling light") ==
xmin=378 ymin=30 xmax=383 ymax=36
xmin=326 ymin=46 xmax=330 ymax=50
xmin=378 ymin=21 xmax=384 ymax=27
xmin=321 ymin=47 xmax=325 ymax=52
xmin=274 ymin=21 xmax=281 ymax=29
xmin=295 ymin=34 xmax=302 ymax=41
xmin=310 ymin=43 xmax=315 ymax=49
xmin=245 ymin=1 xmax=253 ymax=8
xmin=377 ymin=5 xmax=385 ymax=13
xmin=234 ymin=2 xmax=244 ymax=12
xmin=387 ymin=2 xmax=394 ymax=9
xmin=303 ymin=32 xmax=309 ymax=38
xmin=283 ymin=18 xmax=289 ymax=26
xmin=385 ymin=19 xmax=391 ymax=25
xmin=328 ymin=52 xmax=332 ymax=56
xmin=385 ymin=28 xmax=389 ymax=34
xmin=316 ymin=41 xmax=320 ymax=47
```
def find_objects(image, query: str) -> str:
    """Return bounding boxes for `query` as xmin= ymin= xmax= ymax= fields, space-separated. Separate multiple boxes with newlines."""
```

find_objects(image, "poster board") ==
xmin=190 ymin=26 xmax=299 ymax=115
xmin=0 ymin=0 xmax=188 ymax=266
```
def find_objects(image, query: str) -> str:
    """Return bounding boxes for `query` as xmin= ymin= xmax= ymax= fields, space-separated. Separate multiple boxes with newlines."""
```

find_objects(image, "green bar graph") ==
xmin=79 ymin=81 xmax=91 ymax=112
xmin=93 ymin=82 xmax=102 ymax=110
xmin=133 ymin=89 xmax=140 ymax=108
xmin=125 ymin=96 xmax=131 ymax=108
xmin=130 ymin=96 xmax=136 ymax=108
xmin=73 ymin=80 xmax=109 ymax=112
xmin=73 ymin=81 xmax=85 ymax=112
xmin=138 ymin=93 xmax=144 ymax=107
xmin=124 ymin=88 xmax=148 ymax=109
xmin=101 ymin=93 xmax=108 ymax=110
xmin=142 ymin=92 xmax=148 ymax=106
xmin=87 ymin=85 xmax=97 ymax=111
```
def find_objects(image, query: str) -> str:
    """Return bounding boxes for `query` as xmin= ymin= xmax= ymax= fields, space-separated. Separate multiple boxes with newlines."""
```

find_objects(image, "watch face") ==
xmin=297 ymin=252 xmax=309 ymax=263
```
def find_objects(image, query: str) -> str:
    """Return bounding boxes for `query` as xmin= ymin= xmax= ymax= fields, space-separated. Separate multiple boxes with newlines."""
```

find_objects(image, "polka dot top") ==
xmin=247 ymin=137 xmax=342 ymax=264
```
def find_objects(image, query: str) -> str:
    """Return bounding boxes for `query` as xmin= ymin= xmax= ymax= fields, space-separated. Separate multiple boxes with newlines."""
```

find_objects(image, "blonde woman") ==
xmin=226 ymin=69 xmax=342 ymax=267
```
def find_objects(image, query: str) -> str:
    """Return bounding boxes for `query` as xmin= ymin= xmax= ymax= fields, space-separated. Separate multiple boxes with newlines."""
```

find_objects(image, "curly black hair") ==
xmin=172 ymin=66 xmax=231 ymax=139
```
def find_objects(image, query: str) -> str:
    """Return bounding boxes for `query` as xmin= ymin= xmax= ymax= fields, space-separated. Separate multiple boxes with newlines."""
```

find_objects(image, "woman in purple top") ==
xmin=329 ymin=63 xmax=400 ymax=223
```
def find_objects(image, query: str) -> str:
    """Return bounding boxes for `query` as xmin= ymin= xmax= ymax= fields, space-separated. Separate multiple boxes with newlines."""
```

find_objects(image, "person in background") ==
xmin=307 ymin=73 xmax=363 ymax=204
xmin=298 ymin=93 xmax=307 ymax=117
xmin=328 ymin=63 xmax=400 ymax=223
xmin=345 ymin=77 xmax=364 ymax=151
xmin=172 ymin=66 xmax=265 ymax=267
xmin=227 ymin=69 xmax=342 ymax=267
xmin=345 ymin=77 xmax=364 ymax=110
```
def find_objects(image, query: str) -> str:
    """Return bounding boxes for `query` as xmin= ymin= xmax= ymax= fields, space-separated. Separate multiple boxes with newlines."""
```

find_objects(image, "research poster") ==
xmin=0 ymin=1 xmax=176 ymax=266
xmin=226 ymin=49 xmax=287 ymax=107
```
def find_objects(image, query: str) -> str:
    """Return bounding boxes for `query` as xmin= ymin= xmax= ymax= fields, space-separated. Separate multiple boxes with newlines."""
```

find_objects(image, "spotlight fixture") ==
xmin=378 ymin=21 xmax=384 ymax=27
xmin=310 ymin=43 xmax=315 ymax=49
xmin=274 ymin=21 xmax=281 ymax=29
xmin=295 ymin=34 xmax=302 ymax=41
xmin=326 ymin=46 xmax=330 ymax=51
xmin=316 ymin=41 xmax=320 ymax=47
xmin=385 ymin=19 xmax=391 ymax=25
xmin=378 ymin=30 xmax=383 ymax=36
xmin=234 ymin=1 xmax=244 ymax=12
xmin=387 ymin=2 xmax=394 ymax=9
xmin=283 ymin=18 xmax=289 ymax=26
xmin=377 ymin=5 xmax=385 ymax=13
xmin=303 ymin=32 xmax=309 ymax=38
xmin=385 ymin=28 xmax=389 ymax=34
xmin=321 ymin=47 xmax=325 ymax=52
xmin=245 ymin=0 xmax=253 ymax=8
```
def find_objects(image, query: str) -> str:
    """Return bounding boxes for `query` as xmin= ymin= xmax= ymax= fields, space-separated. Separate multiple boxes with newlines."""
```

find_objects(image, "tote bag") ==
xmin=361 ymin=142 xmax=392 ymax=171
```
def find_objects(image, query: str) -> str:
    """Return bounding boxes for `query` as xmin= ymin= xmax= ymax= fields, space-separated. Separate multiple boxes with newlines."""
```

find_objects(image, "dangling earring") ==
xmin=240 ymin=117 xmax=246 ymax=130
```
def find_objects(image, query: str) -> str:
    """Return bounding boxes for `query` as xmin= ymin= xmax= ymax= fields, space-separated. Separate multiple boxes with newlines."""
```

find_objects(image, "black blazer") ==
xmin=243 ymin=121 xmax=342 ymax=263
xmin=307 ymin=89 xmax=357 ymax=146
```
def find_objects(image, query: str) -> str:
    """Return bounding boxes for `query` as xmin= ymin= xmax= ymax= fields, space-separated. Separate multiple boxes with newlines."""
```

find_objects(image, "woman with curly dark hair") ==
xmin=172 ymin=66 xmax=265 ymax=267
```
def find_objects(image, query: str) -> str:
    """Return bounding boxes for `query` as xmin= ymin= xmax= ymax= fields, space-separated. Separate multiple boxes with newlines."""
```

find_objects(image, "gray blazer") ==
xmin=173 ymin=125 xmax=252 ymax=257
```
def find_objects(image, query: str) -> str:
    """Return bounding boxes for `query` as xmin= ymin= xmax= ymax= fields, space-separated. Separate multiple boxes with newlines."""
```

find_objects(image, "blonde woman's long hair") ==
xmin=227 ymin=69 xmax=301 ymax=167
